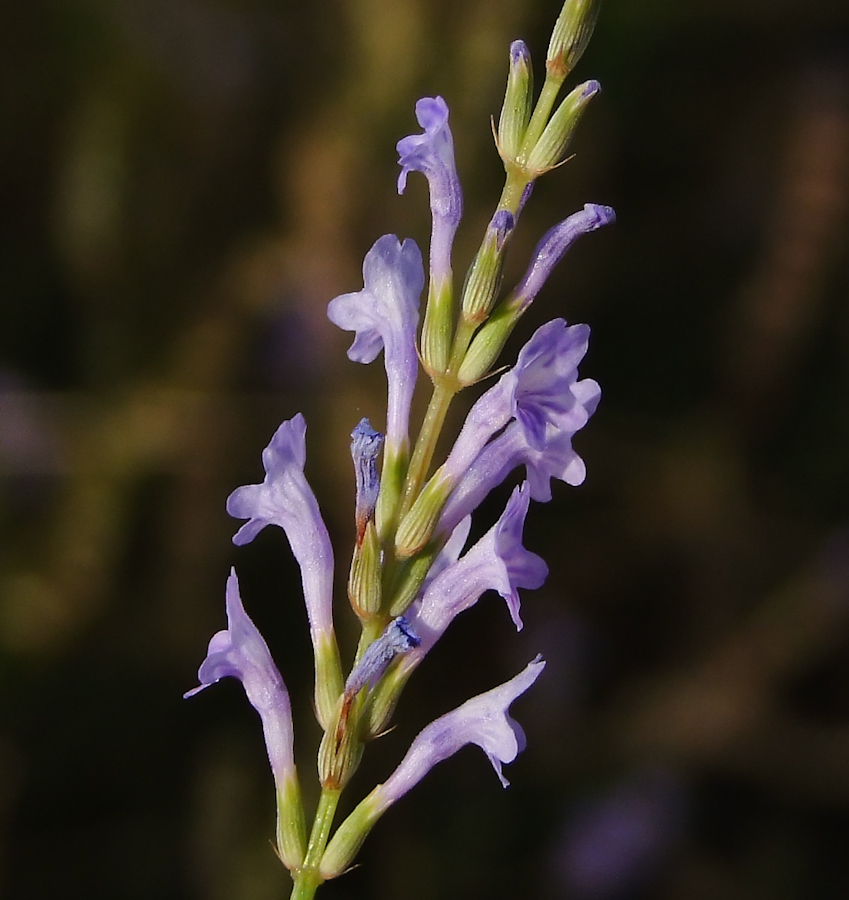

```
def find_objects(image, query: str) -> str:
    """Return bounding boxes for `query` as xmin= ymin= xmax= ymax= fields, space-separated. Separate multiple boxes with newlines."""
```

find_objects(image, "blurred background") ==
xmin=2 ymin=0 xmax=849 ymax=897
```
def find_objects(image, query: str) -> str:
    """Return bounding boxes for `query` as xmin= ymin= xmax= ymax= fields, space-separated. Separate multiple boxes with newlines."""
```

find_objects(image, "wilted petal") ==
xmin=185 ymin=570 xmax=296 ymax=786
xmin=226 ymin=414 xmax=334 ymax=639
xmin=397 ymin=96 xmax=463 ymax=285
xmin=408 ymin=483 xmax=547 ymax=651
xmin=374 ymin=657 xmax=545 ymax=807
xmin=328 ymin=235 xmax=424 ymax=451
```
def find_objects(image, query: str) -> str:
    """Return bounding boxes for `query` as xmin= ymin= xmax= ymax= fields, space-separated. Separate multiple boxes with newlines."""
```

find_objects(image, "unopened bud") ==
xmin=394 ymin=469 xmax=452 ymax=559
xmin=457 ymin=301 xmax=521 ymax=385
xmin=364 ymin=657 xmax=415 ymax=738
xmin=547 ymin=0 xmax=601 ymax=80
xmin=525 ymin=80 xmax=599 ymax=174
xmin=461 ymin=210 xmax=515 ymax=324
xmin=497 ymin=41 xmax=534 ymax=163
xmin=348 ymin=521 xmax=382 ymax=618
xmin=314 ymin=634 xmax=344 ymax=730
xmin=420 ymin=277 xmax=454 ymax=376
xmin=319 ymin=790 xmax=383 ymax=879
xmin=275 ymin=773 xmax=307 ymax=870
xmin=387 ymin=544 xmax=438 ymax=617
xmin=318 ymin=696 xmax=364 ymax=790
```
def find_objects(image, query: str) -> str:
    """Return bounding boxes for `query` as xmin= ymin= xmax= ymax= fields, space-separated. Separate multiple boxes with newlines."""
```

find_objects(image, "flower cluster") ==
xmin=186 ymin=2 xmax=613 ymax=897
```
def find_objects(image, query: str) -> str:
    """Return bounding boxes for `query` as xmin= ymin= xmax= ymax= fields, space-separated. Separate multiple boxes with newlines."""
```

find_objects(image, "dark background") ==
xmin=2 ymin=0 xmax=849 ymax=897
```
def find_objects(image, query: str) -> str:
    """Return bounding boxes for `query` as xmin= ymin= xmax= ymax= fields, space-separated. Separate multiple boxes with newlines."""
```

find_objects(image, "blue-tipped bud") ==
xmin=348 ymin=520 xmax=382 ymax=619
xmin=461 ymin=209 xmax=515 ymax=324
xmin=525 ymin=80 xmax=600 ymax=174
xmin=351 ymin=418 xmax=384 ymax=542
xmin=345 ymin=616 xmax=420 ymax=698
xmin=498 ymin=41 xmax=534 ymax=164
xmin=459 ymin=203 xmax=615 ymax=384
xmin=547 ymin=0 xmax=601 ymax=80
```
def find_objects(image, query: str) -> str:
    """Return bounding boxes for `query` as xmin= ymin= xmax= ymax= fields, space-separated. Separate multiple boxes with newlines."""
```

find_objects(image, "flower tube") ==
xmin=319 ymin=657 xmax=545 ymax=879
xmin=185 ymin=570 xmax=306 ymax=869
xmin=226 ymin=413 xmax=342 ymax=727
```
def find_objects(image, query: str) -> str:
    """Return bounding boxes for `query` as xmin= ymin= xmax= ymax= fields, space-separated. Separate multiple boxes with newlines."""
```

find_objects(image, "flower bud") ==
xmin=318 ymin=697 xmax=364 ymax=790
xmin=525 ymin=80 xmax=599 ymax=175
xmin=276 ymin=773 xmax=307 ymax=870
xmin=394 ymin=469 xmax=452 ymax=559
xmin=497 ymin=41 xmax=534 ymax=163
xmin=457 ymin=301 xmax=520 ymax=385
xmin=319 ymin=790 xmax=383 ymax=879
xmin=546 ymin=0 xmax=601 ymax=80
xmin=460 ymin=210 xmax=515 ymax=324
xmin=363 ymin=658 xmax=414 ymax=738
xmin=387 ymin=544 xmax=438 ymax=617
xmin=419 ymin=276 xmax=454 ymax=376
xmin=348 ymin=520 xmax=382 ymax=618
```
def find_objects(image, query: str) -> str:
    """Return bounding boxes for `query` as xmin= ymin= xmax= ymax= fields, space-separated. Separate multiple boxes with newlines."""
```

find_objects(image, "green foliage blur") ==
xmin=1 ymin=0 xmax=849 ymax=897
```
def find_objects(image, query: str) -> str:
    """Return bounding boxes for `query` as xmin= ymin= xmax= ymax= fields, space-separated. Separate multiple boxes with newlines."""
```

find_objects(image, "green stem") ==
xmin=400 ymin=380 xmax=456 ymax=517
xmin=289 ymin=788 xmax=341 ymax=900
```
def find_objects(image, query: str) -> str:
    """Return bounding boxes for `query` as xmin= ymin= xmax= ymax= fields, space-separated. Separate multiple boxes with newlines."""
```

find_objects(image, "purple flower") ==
xmin=397 ymin=96 xmax=463 ymax=287
xmin=442 ymin=319 xmax=594 ymax=483
xmin=185 ymin=569 xmax=296 ymax=787
xmin=440 ymin=376 xmax=600 ymax=535
xmin=406 ymin=483 xmax=547 ymax=656
xmin=328 ymin=235 xmax=424 ymax=452
xmin=373 ymin=656 xmax=545 ymax=807
xmin=226 ymin=414 xmax=334 ymax=641
xmin=512 ymin=204 xmax=615 ymax=313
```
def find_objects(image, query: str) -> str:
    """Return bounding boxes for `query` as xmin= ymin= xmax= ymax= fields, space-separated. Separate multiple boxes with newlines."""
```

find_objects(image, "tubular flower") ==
xmin=328 ymin=235 xmax=424 ymax=454
xmin=378 ymin=655 xmax=545 ymax=799
xmin=185 ymin=569 xmax=297 ymax=788
xmin=226 ymin=413 xmax=335 ymax=642
xmin=442 ymin=318 xmax=595 ymax=483
xmin=439 ymin=374 xmax=600 ymax=536
xmin=397 ymin=96 xmax=463 ymax=287
xmin=407 ymin=483 xmax=547 ymax=654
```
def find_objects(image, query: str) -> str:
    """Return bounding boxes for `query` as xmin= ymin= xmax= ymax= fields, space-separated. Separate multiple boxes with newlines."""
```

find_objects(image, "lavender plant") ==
xmin=186 ymin=2 xmax=614 ymax=897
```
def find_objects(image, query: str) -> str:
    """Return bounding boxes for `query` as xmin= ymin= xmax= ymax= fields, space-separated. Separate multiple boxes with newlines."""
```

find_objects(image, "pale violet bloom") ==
xmin=185 ymin=569 xmax=296 ymax=788
xmin=397 ymin=96 xmax=463 ymax=286
xmin=328 ymin=235 xmax=424 ymax=452
xmin=442 ymin=319 xmax=593 ymax=483
xmin=226 ymin=413 xmax=335 ymax=642
xmin=513 ymin=204 xmax=616 ymax=313
xmin=440 ymin=376 xmax=600 ymax=536
xmin=407 ymin=483 xmax=547 ymax=656
xmin=373 ymin=656 xmax=545 ymax=807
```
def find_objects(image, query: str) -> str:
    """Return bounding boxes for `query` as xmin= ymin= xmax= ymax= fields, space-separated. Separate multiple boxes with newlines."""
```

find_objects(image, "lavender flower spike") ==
xmin=378 ymin=656 xmax=545 ymax=801
xmin=397 ymin=96 xmax=463 ymax=287
xmin=512 ymin=203 xmax=616 ymax=313
xmin=185 ymin=570 xmax=306 ymax=867
xmin=328 ymin=235 xmax=424 ymax=454
xmin=408 ymin=483 xmax=547 ymax=653
xmin=227 ymin=413 xmax=334 ymax=641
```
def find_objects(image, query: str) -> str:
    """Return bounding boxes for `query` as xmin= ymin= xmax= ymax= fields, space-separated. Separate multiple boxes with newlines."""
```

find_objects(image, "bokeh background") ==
xmin=2 ymin=0 xmax=849 ymax=897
